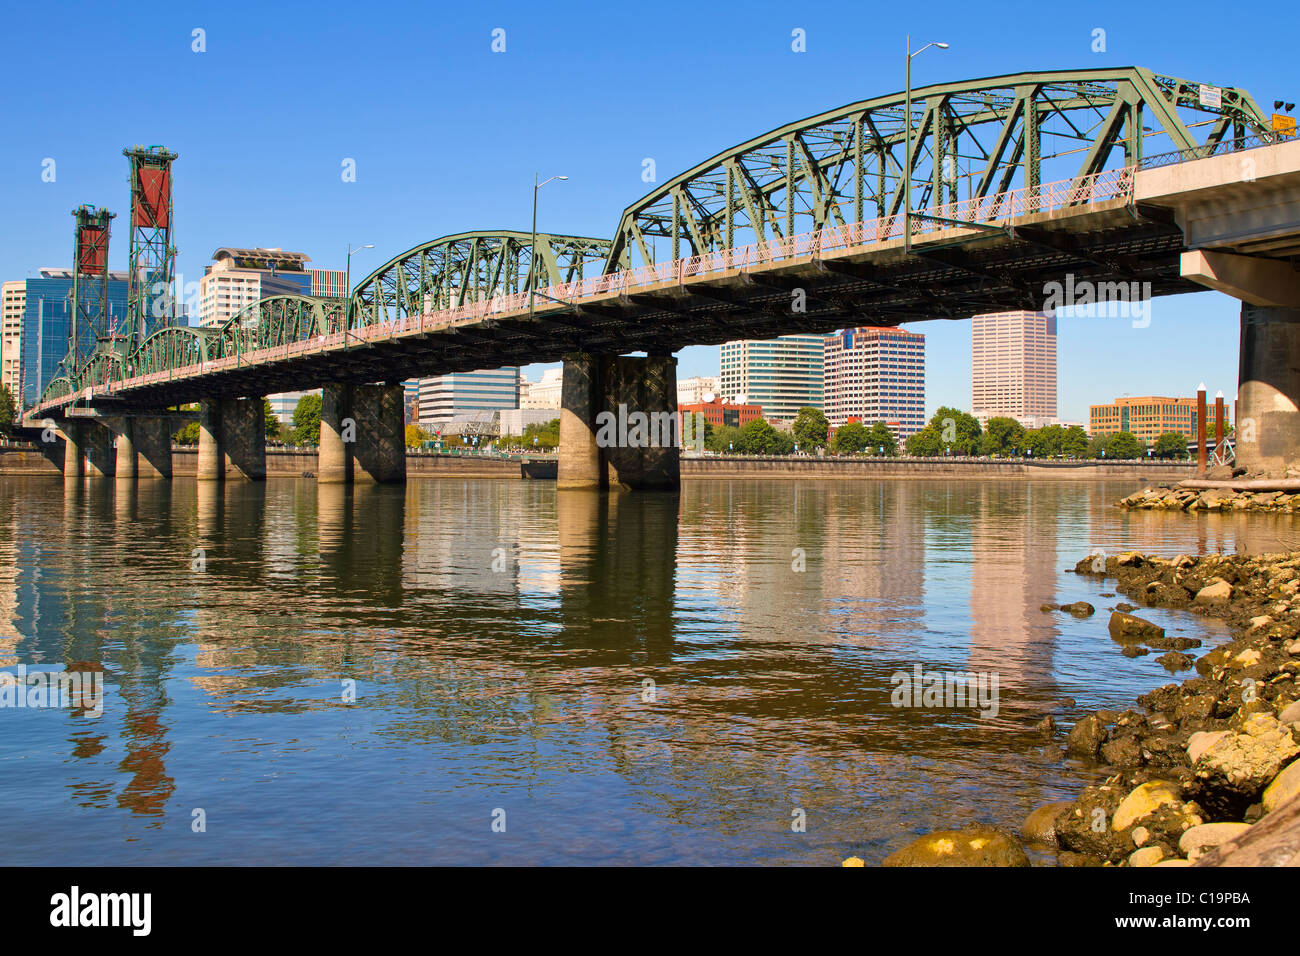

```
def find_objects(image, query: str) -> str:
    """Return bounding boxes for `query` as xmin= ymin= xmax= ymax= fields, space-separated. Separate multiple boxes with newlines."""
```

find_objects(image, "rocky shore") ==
xmin=858 ymin=550 xmax=1300 ymax=867
xmin=1118 ymin=485 xmax=1300 ymax=513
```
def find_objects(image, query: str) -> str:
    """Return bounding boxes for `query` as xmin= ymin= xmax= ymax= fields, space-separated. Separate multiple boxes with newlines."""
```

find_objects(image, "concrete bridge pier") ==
xmin=320 ymin=382 xmax=406 ymax=484
xmin=1182 ymin=251 xmax=1300 ymax=474
xmin=61 ymin=421 xmax=116 ymax=478
xmin=557 ymin=352 xmax=679 ymax=491
xmin=110 ymin=417 xmax=173 ymax=480
xmin=197 ymin=398 xmax=265 ymax=481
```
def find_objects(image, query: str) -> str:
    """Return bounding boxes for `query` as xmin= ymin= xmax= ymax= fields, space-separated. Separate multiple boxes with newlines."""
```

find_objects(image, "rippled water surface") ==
xmin=1 ymin=475 xmax=1294 ymax=865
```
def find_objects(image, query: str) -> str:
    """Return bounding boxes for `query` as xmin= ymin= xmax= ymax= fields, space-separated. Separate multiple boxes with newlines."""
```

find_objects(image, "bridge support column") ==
xmin=1182 ymin=250 xmax=1300 ymax=474
xmin=134 ymin=417 xmax=173 ymax=480
xmin=558 ymin=353 xmax=607 ymax=490
xmin=79 ymin=422 xmax=115 ymax=478
xmin=110 ymin=419 xmax=137 ymax=479
xmin=61 ymin=423 xmax=85 ymax=477
xmin=557 ymin=352 xmax=680 ymax=491
xmin=320 ymin=383 xmax=406 ymax=484
xmin=1238 ymin=304 xmax=1300 ymax=474
xmin=197 ymin=401 xmax=223 ymax=481
xmin=221 ymin=398 xmax=266 ymax=481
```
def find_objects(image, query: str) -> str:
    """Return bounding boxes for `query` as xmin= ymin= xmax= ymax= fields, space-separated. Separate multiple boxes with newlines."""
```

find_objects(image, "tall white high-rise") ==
xmin=971 ymin=310 xmax=1058 ymax=428
xmin=1 ymin=282 xmax=26 ymax=400
xmin=418 ymin=368 xmax=519 ymax=426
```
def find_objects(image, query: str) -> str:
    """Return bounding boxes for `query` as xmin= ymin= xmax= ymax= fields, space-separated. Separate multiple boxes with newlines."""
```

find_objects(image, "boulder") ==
xmin=1179 ymin=822 xmax=1252 ymax=862
xmin=1020 ymin=801 xmax=1073 ymax=846
xmin=1192 ymin=714 xmax=1300 ymax=816
xmin=1128 ymin=846 xmax=1166 ymax=867
xmin=841 ymin=856 xmax=865 ymax=867
xmin=1109 ymin=611 xmax=1165 ymax=642
xmin=1280 ymin=700 xmax=1300 ymax=727
xmin=1065 ymin=715 xmax=1107 ymax=758
xmin=1187 ymin=730 xmax=1231 ymax=765
xmin=1261 ymin=759 xmax=1300 ymax=814
xmin=1113 ymin=780 xmax=1182 ymax=831
xmin=882 ymin=826 xmax=1030 ymax=867
xmin=1194 ymin=580 xmax=1234 ymax=606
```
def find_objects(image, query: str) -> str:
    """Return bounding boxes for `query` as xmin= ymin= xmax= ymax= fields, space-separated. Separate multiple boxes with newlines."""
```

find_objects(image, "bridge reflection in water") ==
xmin=0 ymin=477 xmax=1267 ymax=864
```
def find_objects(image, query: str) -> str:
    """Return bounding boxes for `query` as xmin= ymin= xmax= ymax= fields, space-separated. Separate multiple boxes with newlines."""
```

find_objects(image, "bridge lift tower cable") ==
xmin=123 ymin=145 xmax=179 ymax=354
xmin=66 ymin=204 xmax=115 ymax=380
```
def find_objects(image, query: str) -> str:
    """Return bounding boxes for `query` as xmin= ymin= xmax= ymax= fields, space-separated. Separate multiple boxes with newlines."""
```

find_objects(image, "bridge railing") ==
xmin=49 ymin=165 xmax=1137 ymax=406
xmin=1138 ymin=128 xmax=1298 ymax=171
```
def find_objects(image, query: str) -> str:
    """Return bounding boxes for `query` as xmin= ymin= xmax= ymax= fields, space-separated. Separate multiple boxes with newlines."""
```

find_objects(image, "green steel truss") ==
xmin=603 ymin=67 xmax=1270 ymax=271
xmin=350 ymin=230 xmax=612 ymax=326
xmin=123 ymin=146 xmax=179 ymax=351
xmin=68 ymin=205 xmax=116 ymax=374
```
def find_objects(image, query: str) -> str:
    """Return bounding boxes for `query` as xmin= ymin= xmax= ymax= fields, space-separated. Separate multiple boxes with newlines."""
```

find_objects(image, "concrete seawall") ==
xmin=0 ymin=445 xmax=1194 ymax=482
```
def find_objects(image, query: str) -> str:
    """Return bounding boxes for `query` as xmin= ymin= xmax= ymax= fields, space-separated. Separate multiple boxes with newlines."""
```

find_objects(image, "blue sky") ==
xmin=1 ymin=0 xmax=1292 ymax=421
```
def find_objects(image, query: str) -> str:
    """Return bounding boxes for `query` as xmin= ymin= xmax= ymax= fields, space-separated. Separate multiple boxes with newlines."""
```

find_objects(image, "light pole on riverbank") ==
xmin=904 ymin=36 xmax=949 ymax=253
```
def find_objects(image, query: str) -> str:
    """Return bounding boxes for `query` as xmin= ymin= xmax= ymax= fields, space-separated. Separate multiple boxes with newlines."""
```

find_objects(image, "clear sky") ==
xmin=2 ymin=0 xmax=1294 ymax=421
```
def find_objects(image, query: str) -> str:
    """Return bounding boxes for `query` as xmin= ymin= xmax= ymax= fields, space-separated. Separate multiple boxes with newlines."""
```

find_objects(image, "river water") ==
xmin=0 ymin=476 xmax=1294 ymax=866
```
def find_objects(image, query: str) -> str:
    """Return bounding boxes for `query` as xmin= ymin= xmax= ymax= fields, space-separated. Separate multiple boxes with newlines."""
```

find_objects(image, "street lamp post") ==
xmin=344 ymin=243 xmax=373 ymax=349
xmin=904 ymin=36 xmax=949 ymax=254
xmin=530 ymin=174 xmax=568 ymax=320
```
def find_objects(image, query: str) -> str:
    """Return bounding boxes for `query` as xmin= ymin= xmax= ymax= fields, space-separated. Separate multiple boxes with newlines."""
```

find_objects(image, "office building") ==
xmin=1 ymin=282 xmax=25 ymax=399
xmin=719 ymin=334 xmax=823 ymax=422
xmin=677 ymin=375 xmax=719 ymax=406
xmin=822 ymin=326 xmax=926 ymax=438
xmin=679 ymin=397 xmax=762 ymax=430
xmin=418 ymin=368 xmax=519 ymax=426
xmin=197 ymin=248 xmax=312 ymax=328
xmin=1089 ymin=396 xmax=1202 ymax=443
xmin=307 ymin=268 xmax=349 ymax=298
xmin=520 ymin=367 xmax=563 ymax=409
xmin=19 ymin=270 xmax=130 ymax=408
xmin=971 ymin=310 xmax=1058 ymax=428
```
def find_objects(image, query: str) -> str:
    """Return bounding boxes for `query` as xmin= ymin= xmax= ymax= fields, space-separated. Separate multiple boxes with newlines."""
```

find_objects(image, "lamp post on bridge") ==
xmin=903 ymin=36 xmax=949 ymax=254
xmin=344 ymin=243 xmax=373 ymax=348
xmin=530 ymin=174 xmax=568 ymax=321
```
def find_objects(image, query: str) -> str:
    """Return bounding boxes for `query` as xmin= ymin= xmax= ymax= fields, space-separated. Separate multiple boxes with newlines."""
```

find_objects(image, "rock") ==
xmin=1152 ymin=858 xmax=1192 ymax=866
xmin=1157 ymin=650 xmax=1196 ymax=672
xmin=1192 ymin=714 xmax=1300 ymax=816
xmin=1101 ymin=735 xmax=1144 ymax=767
xmin=1116 ymin=602 xmax=1137 ymax=613
xmin=1179 ymin=822 xmax=1252 ymax=861
xmin=1262 ymin=759 xmax=1300 ymax=813
xmin=1280 ymin=700 xmax=1300 ymax=726
xmin=1132 ymin=826 xmax=1151 ymax=846
xmin=1057 ymin=850 xmax=1103 ymax=867
xmin=1195 ymin=580 xmax=1234 ymax=606
xmin=1066 ymin=715 xmax=1107 ymax=757
xmin=1034 ymin=715 xmax=1056 ymax=735
xmin=1129 ymin=846 xmax=1166 ymax=867
xmin=1250 ymin=615 xmax=1274 ymax=631
xmin=841 ymin=856 xmax=865 ymax=867
xmin=882 ymin=825 xmax=1030 ymax=867
xmin=1122 ymin=645 xmax=1150 ymax=658
xmin=1113 ymin=780 xmax=1182 ymax=831
xmin=1062 ymin=602 xmax=1095 ymax=618
xmin=1187 ymin=731 xmax=1231 ymax=764
xmin=1109 ymin=611 xmax=1165 ymax=642
xmin=1021 ymin=801 xmax=1073 ymax=846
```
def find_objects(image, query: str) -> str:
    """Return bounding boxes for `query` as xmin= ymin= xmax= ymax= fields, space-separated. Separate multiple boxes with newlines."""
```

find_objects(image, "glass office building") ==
xmin=19 ymin=270 xmax=131 ymax=408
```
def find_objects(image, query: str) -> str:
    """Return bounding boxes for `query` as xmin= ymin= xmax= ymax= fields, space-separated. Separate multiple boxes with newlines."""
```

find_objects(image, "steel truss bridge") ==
xmin=31 ymin=66 xmax=1285 ymax=418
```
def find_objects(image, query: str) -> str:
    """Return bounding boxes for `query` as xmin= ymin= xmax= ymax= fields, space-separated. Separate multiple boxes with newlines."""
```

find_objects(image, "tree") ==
xmin=708 ymin=424 xmax=744 ymax=454
xmin=980 ymin=416 xmax=1024 ymax=457
xmin=832 ymin=421 xmax=870 ymax=455
xmin=0 ymin=384 xmax=15 ymax=437
xmin=1152 ymin=431 xmax=1190 ymax=459
xmin=1061 ymin=426 xmax=1089 ymax=459
xmin=736 ymin=418 xmax=793 ymax=455
xmin=864 ymin=421 xmax=898 ymax=456
xmin=405 ymin=423 xmax=427 ymax=448
xmin=904 ymin=427 xmax=939 ymax=457
xmin=1105 ymin=431 xmax=1145 ymax=459
xmin=292 ymin=393 xmax=323 ymax=446
xmin=521 ymin=417 xmax=560 ymax=450
xmin=931 ymin=406 xmax=982 ymax=455
xmin=791 ymin=407 xmax=829 ymax=450
xmin=263 ymin=398 xmax=281 ymax=443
